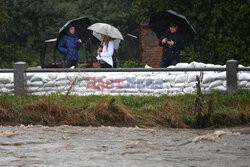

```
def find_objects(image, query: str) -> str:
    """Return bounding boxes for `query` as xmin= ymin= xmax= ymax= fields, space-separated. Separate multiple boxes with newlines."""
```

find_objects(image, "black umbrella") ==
xmin=149 ymin=10 xmax=196 ymax=46
xmin=56 ymin=17 xmax=93 ymax=47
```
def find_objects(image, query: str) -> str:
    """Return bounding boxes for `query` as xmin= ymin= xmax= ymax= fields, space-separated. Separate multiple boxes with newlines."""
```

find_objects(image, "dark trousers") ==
xmin=64 ymin=60 xmax=78 ymax=68
xmin=100 ymin=62 xmax=112 ymax=68
xmin=160 ymin=57 xmax=179 ymax=68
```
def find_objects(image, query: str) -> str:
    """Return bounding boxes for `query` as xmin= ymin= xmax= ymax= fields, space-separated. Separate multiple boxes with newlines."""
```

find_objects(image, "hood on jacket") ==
xmin=67 ymin=23 xmax=77 ymax=37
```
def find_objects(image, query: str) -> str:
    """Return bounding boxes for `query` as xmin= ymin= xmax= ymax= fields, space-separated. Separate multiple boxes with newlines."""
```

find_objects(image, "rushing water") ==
xmin=0 ymin=125 xmax=249 ymax=167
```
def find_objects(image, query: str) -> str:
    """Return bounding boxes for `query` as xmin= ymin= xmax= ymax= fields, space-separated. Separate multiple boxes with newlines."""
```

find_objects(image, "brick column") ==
xmin=139 ymin=25 xmax=162 ymax=68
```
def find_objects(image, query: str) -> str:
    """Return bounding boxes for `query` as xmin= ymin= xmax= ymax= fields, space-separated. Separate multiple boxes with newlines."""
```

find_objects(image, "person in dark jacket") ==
xmin=58 ymin=24 xmax=82 ymax=68
xmin=159 ymin=23 xmax=185 ymax=67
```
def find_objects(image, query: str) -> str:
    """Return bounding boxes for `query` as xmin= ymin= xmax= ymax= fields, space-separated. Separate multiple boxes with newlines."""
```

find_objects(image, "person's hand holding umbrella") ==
xmin=98 ymin=47 xmax=102 ymax=56
xmin=167 ymin=40 xmax=174 ymax=46
xmin=162 ymin=38 xmax=175 ymax=46
xmin=162 ymin=38 xmax=167 ymax=44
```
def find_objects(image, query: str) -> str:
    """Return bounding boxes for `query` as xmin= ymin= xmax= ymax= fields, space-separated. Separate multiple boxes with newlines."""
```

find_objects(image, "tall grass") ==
xmin=0 ymin=89 xmax=249 ymax=128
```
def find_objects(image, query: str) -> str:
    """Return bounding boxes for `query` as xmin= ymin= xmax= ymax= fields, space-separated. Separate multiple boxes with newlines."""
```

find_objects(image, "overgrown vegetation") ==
xmin=0 ymin=89 xmax=249 ymax=128
xmin=120 ymin=59 xmax=142 ymax=68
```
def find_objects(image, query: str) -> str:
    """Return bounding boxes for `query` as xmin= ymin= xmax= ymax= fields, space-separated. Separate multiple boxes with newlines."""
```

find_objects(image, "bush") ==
xmin=121 ymin=59 xmax=142 ymax=68
xmin=0 ymin=43 xmax=40 ymax=68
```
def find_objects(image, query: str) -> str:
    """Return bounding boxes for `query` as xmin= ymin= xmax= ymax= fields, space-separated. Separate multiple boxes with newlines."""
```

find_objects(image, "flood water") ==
xmin=0 ymin=125 xmax=249 ymax=167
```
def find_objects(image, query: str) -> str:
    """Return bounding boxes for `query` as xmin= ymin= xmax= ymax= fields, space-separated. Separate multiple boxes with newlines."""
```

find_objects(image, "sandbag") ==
xmin=163 ymin=82 xmax=171 ymax=89
xmin=30 ymin=81 xmax=44 ymax=87
xmin=5 ymin=83 xmax=14 ymax=89
xmin=245 ymin=82 xmax=250 ymax=88
xmin=164 ymin=75 xmax=176 ymax=82
xmin=153 ymin=89 xmax=167 ymax=94
xmin=175 ymin=63 xmax=189 ymax=68
xmin=185 ymin=82 xmax=196 ymax=88
xmin=27 ymin=87 xmax=39 ymax=93
xmin=0 ymin=88 xmax=12 ymax=93
xmin=187 ymin=73 xmax=198 ymax=83
xmin=55 ymin=81 xmax=68 ymax=86
xmin=171 ymin=83 xmax=186 ymax=88
xmin=211 ymin=85 xmax=226 ymax=91
xmin=26 ymin=73 xmax=34 ymax=80
xmin=238 ymin=81 xmax=247 ymax=87
xmin=56 ymin=73 xmax=67 ymax=81
xmin=0 ymin=75 xmax=12 ymax=84
xmin=44 ymin=81 xmax=56 ymax=87
xmin=167 ymin=88 xmax=182 ymax=93
xmin=223 ymin=81 xmax=227 ymax=87
xmin=216 ymin=72 xmax=226 ymax=80
xmin=191 ymin=62 xmax=206 ymax=68
xmin=209 ymin=80 xmax=223 ymax=89
xmin=202 ymin=73 xmax=217 ymax=84
xmin=184 ymin=87 xmax=195 ymax=94
xmin=30 ymin=75 xmax=43 ymax=82
xmin=238 ymin=73 xmax=250 ymax=81
xmin=48 ymin=74 xmax=57 ymax=81
xmin=174 ymin=74 xmax=188 ymax=83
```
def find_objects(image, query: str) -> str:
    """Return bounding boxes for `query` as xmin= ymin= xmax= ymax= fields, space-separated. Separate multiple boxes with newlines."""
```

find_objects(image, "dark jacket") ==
xmin=58 ymin=29 xmax=81 ymax=61
xmin=159 ymin=30 xmax=184 ymax=61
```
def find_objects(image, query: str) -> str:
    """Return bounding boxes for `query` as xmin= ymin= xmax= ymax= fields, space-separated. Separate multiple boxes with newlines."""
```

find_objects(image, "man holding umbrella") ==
xmin=150 ymin=10 xmax=196 ymax=68
xmin=159 ymin=22 xmax=185 ymax=67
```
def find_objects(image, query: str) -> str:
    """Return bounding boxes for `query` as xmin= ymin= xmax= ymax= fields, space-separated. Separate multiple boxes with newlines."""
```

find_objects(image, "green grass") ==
xmin=0 ymin=89 xmax=249 ymax=128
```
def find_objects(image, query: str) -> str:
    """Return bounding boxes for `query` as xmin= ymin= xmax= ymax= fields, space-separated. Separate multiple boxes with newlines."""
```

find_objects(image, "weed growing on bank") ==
xmin=0 ymin=89 xmax=249 ymax=128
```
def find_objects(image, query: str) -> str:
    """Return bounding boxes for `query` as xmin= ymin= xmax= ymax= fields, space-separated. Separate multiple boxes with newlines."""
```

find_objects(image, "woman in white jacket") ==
xmin=97 ymin=34 xmax=114 ymax=68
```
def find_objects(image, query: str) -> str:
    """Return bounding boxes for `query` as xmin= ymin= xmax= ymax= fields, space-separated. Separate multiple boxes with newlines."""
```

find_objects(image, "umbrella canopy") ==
xmin=92 ymin=31 xmax=121 ymax=50
xmin=87 ymin=23 xmax=124 ymax=40
xmin=149 ymin=10 xmax=196 ymax=46
xmin=56 ymin=17 xmax=92 ymax=47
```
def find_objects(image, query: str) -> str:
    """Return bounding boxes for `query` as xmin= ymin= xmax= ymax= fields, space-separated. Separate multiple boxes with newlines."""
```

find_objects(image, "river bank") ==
xmin=0 ymin=89 xmax=249 ymax=128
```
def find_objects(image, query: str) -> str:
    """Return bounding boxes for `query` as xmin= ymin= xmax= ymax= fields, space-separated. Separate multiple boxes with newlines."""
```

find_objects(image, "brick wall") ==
xmin=139 ymin=24 xmax=162 ymax=68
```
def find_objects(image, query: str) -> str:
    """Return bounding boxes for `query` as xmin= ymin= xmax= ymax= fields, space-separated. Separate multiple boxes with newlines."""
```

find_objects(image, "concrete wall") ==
xmin=1 ymin=62 xmax=249 ymax=96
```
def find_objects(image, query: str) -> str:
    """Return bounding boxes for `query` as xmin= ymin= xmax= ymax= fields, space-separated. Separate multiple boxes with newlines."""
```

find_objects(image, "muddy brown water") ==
xmin=0 ymin=125 xmax=249 ymax=167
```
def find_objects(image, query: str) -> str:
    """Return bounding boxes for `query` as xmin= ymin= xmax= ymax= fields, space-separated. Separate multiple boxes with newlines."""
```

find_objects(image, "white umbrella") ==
xmin=92 ymin=31 xmax=103 ymax=41
xmin=88 ymin=23 xmax=124 ymax=40
xmin=92 ymin=31 xmax=121 ymax=50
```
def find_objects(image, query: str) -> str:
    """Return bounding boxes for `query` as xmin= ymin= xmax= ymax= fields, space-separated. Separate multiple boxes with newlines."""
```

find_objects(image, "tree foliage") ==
xmin=0 ymin=0 xmax=8 ymax=24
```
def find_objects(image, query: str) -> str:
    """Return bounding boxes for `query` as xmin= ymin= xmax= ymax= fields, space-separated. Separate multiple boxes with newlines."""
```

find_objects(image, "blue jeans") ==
xmin=160 ymin=58 xmax=179 ymax=68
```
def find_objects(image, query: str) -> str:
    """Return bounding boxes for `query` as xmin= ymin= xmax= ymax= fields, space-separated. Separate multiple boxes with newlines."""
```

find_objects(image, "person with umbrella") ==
xmin=150 ymin=10 xmax=196 ymax=68
xmin=57 ymin=24 xmax=82 ymax=68
xmin=88 ymin=23 xmax=124 ymax=68
xmin=96 ymin=34 xmax=115 ymax=68
xmin=159 ymin=22 xmax=185 ymax=67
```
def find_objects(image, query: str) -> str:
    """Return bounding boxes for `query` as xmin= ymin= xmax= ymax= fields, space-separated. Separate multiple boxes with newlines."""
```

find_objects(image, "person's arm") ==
xmin=100 ymin=41 xmax=114 ymax=58
xmin=57 ymin=37 xmax=67 ymax=54
xmin=172 ymin=35 xmax=185 ymax=50
xmin=159 ymin=31 xmax=168 ymax=47
xmin=76 ymin=39 xmax=82 ymax=50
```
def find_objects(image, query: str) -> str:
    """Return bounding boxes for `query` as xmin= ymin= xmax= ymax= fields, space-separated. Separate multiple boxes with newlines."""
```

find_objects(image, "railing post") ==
xmin=14 ymin=62 xmax=27 ymax=96
xmin=226 ymin=60 xmax=238 ymax=94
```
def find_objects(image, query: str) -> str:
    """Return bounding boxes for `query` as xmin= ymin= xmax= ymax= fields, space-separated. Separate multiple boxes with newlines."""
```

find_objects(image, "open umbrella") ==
xmin=87 ymin=23 xmax=124 ymax=40
xmin=56 ymin=17 xmax=92 ymax=47
xmin=149 ymin=10 xmax=196 ymax=46
xmin=92 ymin=31 xmax=121 ymax=50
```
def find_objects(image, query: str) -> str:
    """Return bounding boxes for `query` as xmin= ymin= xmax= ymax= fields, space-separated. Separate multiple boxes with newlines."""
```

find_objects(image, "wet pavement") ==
xmin=0 ymin=125 xmax=249 ymax=167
